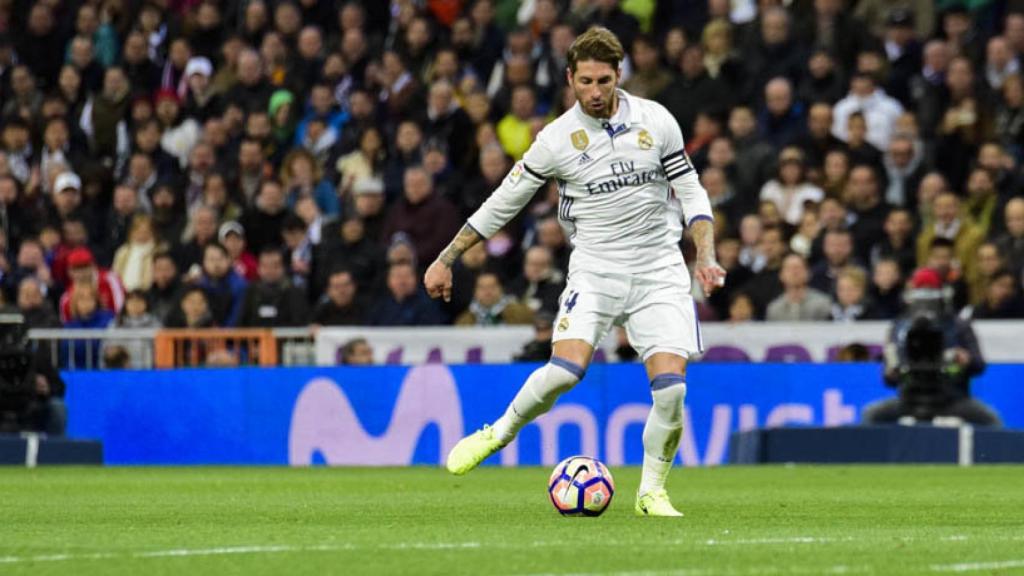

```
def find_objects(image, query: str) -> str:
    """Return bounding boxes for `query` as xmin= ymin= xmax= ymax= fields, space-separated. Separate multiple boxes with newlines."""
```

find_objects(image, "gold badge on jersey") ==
xmin=558 ymin=317 xmax=570 ymax=332
xmin=570 ymin=130 xmax=589 ymax=150
xmin=638 ymin=129 xmax=654 ymax=150
xmin=508 ymin=162 xmax=523 ymax=183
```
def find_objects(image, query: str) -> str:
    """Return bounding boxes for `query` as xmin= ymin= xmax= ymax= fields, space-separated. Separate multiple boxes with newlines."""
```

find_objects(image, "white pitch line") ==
xmin=512 ymin=561 xmax=870 ymax=576
xmin=0 ymin=542 xmax=485 ymax=565
xmin=930 ymin=559 xmax=1024 ymax=572
xmin=698 ymin=536 xmax=848 ymax=546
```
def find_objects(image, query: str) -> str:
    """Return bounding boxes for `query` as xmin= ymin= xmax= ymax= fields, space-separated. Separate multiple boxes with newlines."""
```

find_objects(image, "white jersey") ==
xmin=467 ymin=90 xmax=713 ymax=276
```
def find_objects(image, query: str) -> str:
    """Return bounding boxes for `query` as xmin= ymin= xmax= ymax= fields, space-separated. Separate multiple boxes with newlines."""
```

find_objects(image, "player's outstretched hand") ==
xmin=424 ymin=260 xmax=453 ymax=302
xmin=695 ymin=259 xmax=727 ymax=296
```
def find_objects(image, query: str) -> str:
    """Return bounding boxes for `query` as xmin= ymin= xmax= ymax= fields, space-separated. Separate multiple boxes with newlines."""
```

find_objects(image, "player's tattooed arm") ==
xmin=690 ymin=219 xmax=716 ymax=264
xmin=690 ymin=219 xmax=727 ymax=295
xmin=426 ymin=224 xmax=483 ymax=302
xmin=437 ymin=224 xmax=483 ymax=267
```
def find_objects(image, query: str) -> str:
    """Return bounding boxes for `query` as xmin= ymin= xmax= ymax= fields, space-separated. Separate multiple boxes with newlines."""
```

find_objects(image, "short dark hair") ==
xmin=203 ymin=241 xmax=229 ymax=258
xmin=567 ymin=26 xmax=624 ymax=73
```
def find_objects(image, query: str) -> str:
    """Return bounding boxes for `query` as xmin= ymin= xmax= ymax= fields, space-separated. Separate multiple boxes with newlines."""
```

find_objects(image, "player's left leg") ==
xmin=624 ymin=266 xmax=702 ymax=517
xmin=634 ymin=352 xmax=687 ymax=517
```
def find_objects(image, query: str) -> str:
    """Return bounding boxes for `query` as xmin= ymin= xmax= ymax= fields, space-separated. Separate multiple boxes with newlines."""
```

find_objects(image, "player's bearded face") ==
xmin=569 ymin=60 xmax=620 ymax=119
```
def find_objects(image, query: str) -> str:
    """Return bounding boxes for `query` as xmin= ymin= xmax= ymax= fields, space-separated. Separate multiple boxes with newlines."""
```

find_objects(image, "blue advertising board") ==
xmin=64 ymin=364 xmax=1024 ymax=466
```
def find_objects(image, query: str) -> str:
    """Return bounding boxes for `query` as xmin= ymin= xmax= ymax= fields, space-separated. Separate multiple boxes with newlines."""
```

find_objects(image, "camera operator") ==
xmin=0 ymin=312 xmax=66 ymax=436
xmin=862 ymin=268 xmax=1001 ymax=426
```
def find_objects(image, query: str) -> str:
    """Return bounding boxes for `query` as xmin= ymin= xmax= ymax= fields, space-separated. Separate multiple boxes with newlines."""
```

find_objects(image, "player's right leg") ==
xmin=446 ymin=341 xmax=592 ymax=475
xmin=446 ymin=272 xmax=623 ymax=476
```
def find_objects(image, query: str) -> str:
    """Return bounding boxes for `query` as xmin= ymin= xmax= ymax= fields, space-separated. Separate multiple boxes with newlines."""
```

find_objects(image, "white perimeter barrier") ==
xmin=315 ymin=322 xmax=1024 ymax=365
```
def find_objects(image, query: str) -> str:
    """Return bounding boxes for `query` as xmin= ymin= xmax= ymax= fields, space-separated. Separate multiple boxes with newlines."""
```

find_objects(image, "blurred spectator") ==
xmin=790 ymin=210 xmax=821 ymax=259
xmin=147 ymin=251 xmax=183 ymax=325
xmin=970 ymin=242 xmax=1006 ymax=306
xmin=312 ymin=269 xmax=363 ymax=326
xmin=368 ymin=262 xmax=443 ymax=326
xmin=842 ymin=113 xmax=886 ymax=178
xmin=197 ymin=242 xmax=247 ymax=327
xmin=916 ymin=192 xmax=984 ymax=284
xmin=757 ymin=77 xmax=804 ymax=148
xmin=339 ymin=127 xmax=386 ymax=198
xmin=176 ymin=204 xmax=220 ymax=271
xmin=340 ymin=337 xmax=374 ymax=365
xmin=971 ymin=269 xmax=1024 ymax=319
xmin=112 ymin=215 xmax=160 ymax=292
xmin=58 ymin=247 xmax=124 ymax=323
xmin=727 ymin=106 xmax=775 ymax=201
xmin=759 ymin=147 xmax=824 ymax=227
xmin=994 ymin=198 xmax=1024 ymax=278
xmin=382 ymin=166 xmax=460 ymax=268
xmin=514 ymin=311 xmax=555 ymax=362
xmin=536 ymin=216 xmax=571 ymax=275
xmin=796 ymin=102 xmax=843 ymax=173
xmin=62 ymin=284 xmax=115 ymax=368
xmin=846 ymin=165 xmax=892 ymax=263
xmin=281 ymin=148 xmax=338 ymax=216
xmin=282 ymin=214 xmax=313 ymax=289
xmin=460 ymin=144 xmax=509 ymax=219
xmin=833 ymin=72 xmax=905 ymax=151
xmin=744 ymin=8 xmax=803 ymax=102
xmin=835 ymin=342 xmax=872 ymax=362
xmin=810 ymin=229 xmax=860 ymax=296
xmin=456 ymin=272 xmax=534 ymax=326
xmin=766 ymin=254 xmax=832 ymax=321
xmin=509 ymin=246 xmax=565 ymax=316
xmin=239 ymin=248 xmax=309 ymax=327
xmin=241 ymin=179 xmax=288 ymax=255
xmin=8 ymin=239 xmax=56 ymax=303
xmin=423 ymin=80 xmax=474 ymax=171
xmin=883 ymin=134 xmax=926 ymax=208
xmin=742 ymin=225 xmax=787 ymax=318
xmin=868 ymin=258 xmax=905 ymax=320
xmin=831 ymin=266 xmax=870 ymax=322
xmin=106 ymin=290 xmax=161 ymax=368
xmin=17 ymin=277 xmax=59 ymax=329
xmin=624 ymin=35 xmax=672 ymax=100
xmin=727 ymin=292 xmax=756 ymax=324
xmin=220 ymin=221 xmax=258 ymax=282
xmin=924 ymin=237 xmax=970 ymax=312
xmin=497 ymin=85 xmax=540 ymax=161
xmin=963 ymin=167 xmax=998 ymax=237
xmin=659 ymin=44 xmax=729 ymax=137
xmin=870 ymin=208 xmax=917 ymax=276
xmin=166 ymin=286 xmax=216 ymax=328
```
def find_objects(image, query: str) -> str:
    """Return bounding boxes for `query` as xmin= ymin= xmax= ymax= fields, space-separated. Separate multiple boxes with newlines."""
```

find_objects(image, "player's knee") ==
xmin=650 ymin=373 xmax=686 ymax=426
xmin=545 ymin=356 xmax=586 ymax=394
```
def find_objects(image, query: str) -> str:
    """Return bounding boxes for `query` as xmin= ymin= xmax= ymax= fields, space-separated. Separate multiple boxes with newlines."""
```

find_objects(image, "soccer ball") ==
xmin=547 ymin=456 xmax=615 ymax=516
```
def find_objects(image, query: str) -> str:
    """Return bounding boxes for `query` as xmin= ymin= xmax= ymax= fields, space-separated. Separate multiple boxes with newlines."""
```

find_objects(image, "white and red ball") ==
xmin=547 ymin=456 xmax=615 ymax=516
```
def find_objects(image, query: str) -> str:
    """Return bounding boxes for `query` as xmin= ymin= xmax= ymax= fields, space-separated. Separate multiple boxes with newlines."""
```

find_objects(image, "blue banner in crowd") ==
xmin=65 ymin=364 xmax=1024 ymax=466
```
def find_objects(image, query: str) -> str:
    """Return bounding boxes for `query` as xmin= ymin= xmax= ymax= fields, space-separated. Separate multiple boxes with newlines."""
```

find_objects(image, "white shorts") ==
xmin=551 ymin=266 xmax=703 ymax=361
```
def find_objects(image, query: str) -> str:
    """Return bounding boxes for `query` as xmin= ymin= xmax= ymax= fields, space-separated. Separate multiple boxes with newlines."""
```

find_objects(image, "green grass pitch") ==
xmin=2 ymin=466 xmax=1023 ymax=575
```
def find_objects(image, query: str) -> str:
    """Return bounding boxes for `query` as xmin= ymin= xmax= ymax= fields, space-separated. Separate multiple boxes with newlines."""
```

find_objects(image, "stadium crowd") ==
xmin=1 ymin=0 xmax=1024 ymax=341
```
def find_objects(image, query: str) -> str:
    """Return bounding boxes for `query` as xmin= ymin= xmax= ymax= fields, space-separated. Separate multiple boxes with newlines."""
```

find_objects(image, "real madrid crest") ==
xmin=638 ymin=129 xmax=654 ymax=150
xmin=571 ymin=130 xmax=589 ymax=151
xmin=557 ymin=317 xmax=570 ymax=332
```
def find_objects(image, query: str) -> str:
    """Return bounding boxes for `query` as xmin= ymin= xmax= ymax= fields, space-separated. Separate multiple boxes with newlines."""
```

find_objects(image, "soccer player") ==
xmin=424 ymin=27 xmax=725 ymax=517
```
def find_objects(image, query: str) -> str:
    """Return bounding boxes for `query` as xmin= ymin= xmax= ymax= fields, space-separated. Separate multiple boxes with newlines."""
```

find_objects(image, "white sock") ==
xmin=639 ymin=374 xmax=687 ymax=495
xmin=492 ymin=359 xmax=584 ymax=444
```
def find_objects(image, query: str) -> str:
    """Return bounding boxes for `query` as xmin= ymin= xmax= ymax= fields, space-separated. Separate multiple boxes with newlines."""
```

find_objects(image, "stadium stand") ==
xmin=0 ymin=0 xmax=1023 ymax=369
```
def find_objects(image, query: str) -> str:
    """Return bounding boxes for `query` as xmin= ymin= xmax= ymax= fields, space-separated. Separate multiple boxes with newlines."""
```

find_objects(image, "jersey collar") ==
xmin=573 ymin=89 xmax=640 ymax=136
